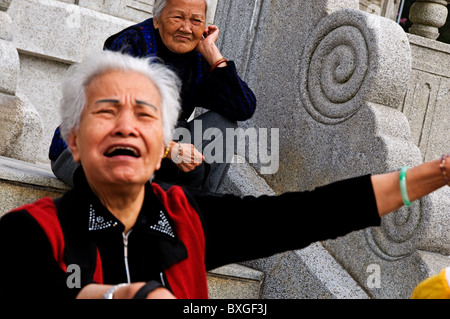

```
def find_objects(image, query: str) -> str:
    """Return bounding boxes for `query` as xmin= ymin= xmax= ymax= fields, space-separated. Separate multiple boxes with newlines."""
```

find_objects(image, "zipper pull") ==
xmin=160 ymin=272 xmax=165 ymax=287
xmin=123 ymin=233 xmax=128 ymax=258
xmin=122 ymin=231 xmax=132 ymax=283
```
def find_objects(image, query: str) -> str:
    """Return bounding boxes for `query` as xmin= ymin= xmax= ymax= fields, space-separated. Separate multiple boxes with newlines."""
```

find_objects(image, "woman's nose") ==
xmin=112 ymin=111 xmax=139 ymax=137
xmin=179 ymin=19 xmax=193 ymax=33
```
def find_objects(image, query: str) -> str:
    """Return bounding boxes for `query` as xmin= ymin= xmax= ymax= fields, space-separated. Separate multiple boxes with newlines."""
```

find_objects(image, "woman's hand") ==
xmin=115 ymin=283 xmax=176 ymax=299
xmin=168 ymin=142 xmax=205 ymax=173
xmin=76 ymin=282 xmax=177 ymax=299
xmin=195 ymin=25 xmax=226 ymax=67
xmin=371 ymin=155 xmax=450 ymax=217
xmin=199 ymin=25 xmax=220 ymax=45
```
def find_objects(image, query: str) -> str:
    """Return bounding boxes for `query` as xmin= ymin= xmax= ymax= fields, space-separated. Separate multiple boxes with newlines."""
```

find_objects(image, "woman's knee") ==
xmin=193 ymin=111 xmax=238 ymax=132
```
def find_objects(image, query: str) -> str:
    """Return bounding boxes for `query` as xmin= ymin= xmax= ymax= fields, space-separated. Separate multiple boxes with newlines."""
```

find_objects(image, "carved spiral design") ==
xmin=300 ymin=24 xmax=371 ymax=124
xmin=300 ymin=9 xmax=422 ymax=258
xmin=364 ymin=203 xmax=423 ymax=259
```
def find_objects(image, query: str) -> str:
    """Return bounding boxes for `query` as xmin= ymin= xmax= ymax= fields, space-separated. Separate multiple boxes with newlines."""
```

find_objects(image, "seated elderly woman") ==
xmin=1 ymin=51 xmax=449 ymax=299
xmin=49 ymin=0 xmax=256 ymax=193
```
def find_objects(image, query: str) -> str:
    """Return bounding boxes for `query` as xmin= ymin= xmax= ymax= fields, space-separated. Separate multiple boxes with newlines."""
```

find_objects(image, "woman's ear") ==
xmin=153 ymin=17 xmax=159 ymax=30
xmin=68 ymin=128 xmax=81 ymax=163
xmin=155 ymin=142 xmax=166 ymax=171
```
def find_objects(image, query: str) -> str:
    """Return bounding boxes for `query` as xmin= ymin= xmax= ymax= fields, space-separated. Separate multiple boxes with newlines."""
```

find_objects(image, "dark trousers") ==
xmin=154 ymin=111 xmax=237 ymax=193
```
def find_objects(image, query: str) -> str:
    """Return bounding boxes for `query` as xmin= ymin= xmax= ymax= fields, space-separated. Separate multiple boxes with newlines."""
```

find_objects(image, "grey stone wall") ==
xmin=5 ymin=0 xmax=217 ymax=164
xmin=404 ymin=33 xmax=450 ymax=162
xmin=7 ymin=0 xmax=136 ymax=163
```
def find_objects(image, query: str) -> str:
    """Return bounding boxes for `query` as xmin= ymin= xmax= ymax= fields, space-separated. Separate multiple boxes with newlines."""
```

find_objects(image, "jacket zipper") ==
xmin=122 ymin=230 xmax=168 ymax=290
xmin=122 ymin=231 xmax=132 ymax=284
xmin=160 ymin=272 xmax=166 ymax=287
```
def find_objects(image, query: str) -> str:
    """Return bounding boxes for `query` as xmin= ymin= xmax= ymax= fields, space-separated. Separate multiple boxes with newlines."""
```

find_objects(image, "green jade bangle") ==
xmin=400 ymin=166 xmax=411 ymax=207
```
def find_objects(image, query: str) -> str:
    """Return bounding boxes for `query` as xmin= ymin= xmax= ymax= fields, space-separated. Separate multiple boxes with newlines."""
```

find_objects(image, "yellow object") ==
xmin=411 ymin=267 xmax=450 ymax=299
xmin=163 ymin=142 xmax=171 ymax=158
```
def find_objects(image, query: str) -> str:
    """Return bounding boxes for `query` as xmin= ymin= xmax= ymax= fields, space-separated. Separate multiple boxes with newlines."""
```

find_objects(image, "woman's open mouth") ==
xmin=104 ymin=146 xmax=141 ymax=158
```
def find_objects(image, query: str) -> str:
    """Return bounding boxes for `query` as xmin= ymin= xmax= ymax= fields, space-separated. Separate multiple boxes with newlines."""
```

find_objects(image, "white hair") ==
xmin=59 ymin=50 xmax=181 ymax=146
xmin=153 ymin=0 xmax=212 ymax=19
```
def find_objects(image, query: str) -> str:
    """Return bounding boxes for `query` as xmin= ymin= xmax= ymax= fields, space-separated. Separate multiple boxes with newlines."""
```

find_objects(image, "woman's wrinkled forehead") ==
xmin=85 ymin=70 xmax=162 ymax=108
xmin=155 ymin=0 xmax=208 ymax=17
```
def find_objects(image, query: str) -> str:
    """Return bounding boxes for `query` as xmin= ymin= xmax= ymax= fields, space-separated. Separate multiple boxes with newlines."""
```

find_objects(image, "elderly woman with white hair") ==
xmin=1 ymin=51 xmax=449 ymax=300
xmin=49 ymin=0 xmax=256 ymax=193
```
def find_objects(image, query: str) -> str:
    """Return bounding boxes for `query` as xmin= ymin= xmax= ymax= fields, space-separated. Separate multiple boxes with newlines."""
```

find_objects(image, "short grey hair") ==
xmin=153 ymin=0 xmax=212 ymax=19
xmin=59 ymin=50 xmax=181 ymax=146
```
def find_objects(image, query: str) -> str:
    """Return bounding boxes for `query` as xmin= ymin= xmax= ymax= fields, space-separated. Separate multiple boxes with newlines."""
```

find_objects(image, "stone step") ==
xmin=0 ymin=156 xmax=68 ymax=217
xmin=217 ymin=155 xmax=276 ymax=197
xmin=207 ymin=264 xmax=264 ymax=299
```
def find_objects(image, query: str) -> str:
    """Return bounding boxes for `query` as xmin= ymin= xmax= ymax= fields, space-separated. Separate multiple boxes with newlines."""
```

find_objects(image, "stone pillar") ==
xmin=359 ymin=0 xmax=402 ymax=21
xmin=0 ymin=0 xmax=43 ymax=163
xmin=0 ymin=0 xmax=18 ymax=95
xmin=409 ymin=0 xmax=449 ymax=40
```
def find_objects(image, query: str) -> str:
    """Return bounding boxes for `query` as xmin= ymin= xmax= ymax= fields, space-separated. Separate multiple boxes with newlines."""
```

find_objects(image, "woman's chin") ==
xmin=95 ymin=169 xmax=150 ymax=188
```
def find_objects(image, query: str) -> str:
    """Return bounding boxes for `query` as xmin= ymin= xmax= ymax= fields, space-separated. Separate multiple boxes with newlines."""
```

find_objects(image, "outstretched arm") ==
xmin=372 ymin=155 xmax=449 ymax=217
xmin=194 ymin=155 xmax=449 ymax=270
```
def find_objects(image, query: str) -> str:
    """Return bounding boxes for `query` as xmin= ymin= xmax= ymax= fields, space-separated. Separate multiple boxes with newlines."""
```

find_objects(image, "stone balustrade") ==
xmin=0 ymin=1 xmax=44 ymax=163
xmin=409 ymin=0 xmax=449 ymax=40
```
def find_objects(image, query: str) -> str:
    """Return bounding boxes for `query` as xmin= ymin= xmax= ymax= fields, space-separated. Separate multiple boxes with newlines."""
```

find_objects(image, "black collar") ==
xmin=55 ymin=167 xmax=187 ymax=282
xmin=67 ymin=167 xmax=177 ymax=238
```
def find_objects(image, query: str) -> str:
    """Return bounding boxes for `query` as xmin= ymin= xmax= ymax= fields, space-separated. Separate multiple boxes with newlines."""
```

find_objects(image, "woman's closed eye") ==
xmin=135 ymin=100 xmax=159 ymax=118
xmin=191 ymin=18 xmax=204 ymax=26
xmin=137 ymin=111 xmax=157 ymax=119
xmin=171 ymin=16 xmax=183 ymax=23
xmin=95 ymin=108 xmax=116 ymax=116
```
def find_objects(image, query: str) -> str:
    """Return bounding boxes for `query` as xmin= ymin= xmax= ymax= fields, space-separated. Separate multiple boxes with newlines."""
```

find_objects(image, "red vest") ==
xmin=11 ymin=184 xmax=208 ymax=299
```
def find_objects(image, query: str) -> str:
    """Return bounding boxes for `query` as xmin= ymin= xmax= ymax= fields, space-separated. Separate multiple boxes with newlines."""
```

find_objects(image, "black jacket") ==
xmin=0 ymin=169 xmax=380 ymax=299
